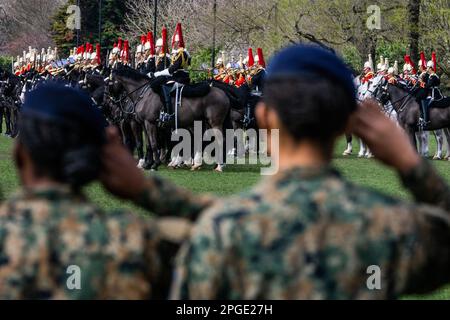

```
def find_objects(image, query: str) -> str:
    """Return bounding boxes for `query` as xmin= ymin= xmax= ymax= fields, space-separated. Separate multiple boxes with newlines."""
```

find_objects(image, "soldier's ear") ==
xmin=255 ymin=101 xmax=268 ymax=130
xmin=13 ymin=142 xmax=26 ymax=171
xmin=256 ymin=101 xmax=282 ymax=132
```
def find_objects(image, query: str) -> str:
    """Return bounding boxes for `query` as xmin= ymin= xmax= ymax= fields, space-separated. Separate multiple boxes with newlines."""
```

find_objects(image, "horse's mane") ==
xmin=114 ymin=65 xmax=149 ymax=82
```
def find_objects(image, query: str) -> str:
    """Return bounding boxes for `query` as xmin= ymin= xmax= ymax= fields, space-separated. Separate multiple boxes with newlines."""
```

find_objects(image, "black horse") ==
xmin=0 ymin=68 xmax=22 ymax=137
xmin=375 ymin=77 xmax=450 ymax=151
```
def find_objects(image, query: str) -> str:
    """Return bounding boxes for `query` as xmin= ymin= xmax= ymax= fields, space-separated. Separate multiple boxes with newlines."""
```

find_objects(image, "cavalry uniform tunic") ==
xmin=156 ymin=54 xmax=171 ymax=72
xmin=361 ymin=71 xmax=374 ymax=85
xmin=169 ymin=48 xmax=191 ymax=84
xmin=134 ymin=160 xmax=450 ymax=299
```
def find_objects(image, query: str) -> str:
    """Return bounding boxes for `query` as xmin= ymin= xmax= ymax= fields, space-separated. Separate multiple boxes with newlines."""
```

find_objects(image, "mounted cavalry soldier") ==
xmin=248 ymin=48 xmax=266 ymax=92
xmin=154 ymin=29 xmax=171 ymax=72
xmin=361 ymin=54 xmax=374 ymax=85
xmin=415 ymin=52 xmax=441 ymax=127
xmin=135 ymin=35 xmax=146 ymax=73
xmin=401 ymin=55 xmax=417 ymax=87
xmin=386 ymin=61 xmax=399 ymax=85
xmin=144 ymin=32 xmax=156 ymax=74
xmin=150 ymin=24 xmax=191 ymax=121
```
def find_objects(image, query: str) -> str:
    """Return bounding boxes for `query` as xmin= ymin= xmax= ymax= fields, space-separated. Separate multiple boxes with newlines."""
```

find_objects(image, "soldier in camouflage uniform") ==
xmin=0 ymin=83 xmax=191 ymax=299
xmin=100 ymin=45 xmax=450 ymax=300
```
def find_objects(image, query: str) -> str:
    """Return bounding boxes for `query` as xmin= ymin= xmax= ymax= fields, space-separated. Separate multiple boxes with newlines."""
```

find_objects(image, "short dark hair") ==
xmin=19 ymin=82 xmax=106 ymax=190
xmin=263 ymin=76 xmax=356 ymax=145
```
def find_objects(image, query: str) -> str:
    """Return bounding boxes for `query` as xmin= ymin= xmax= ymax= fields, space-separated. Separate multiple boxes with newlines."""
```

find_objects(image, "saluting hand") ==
xmin=100 ymin=126 xmax=148 ymax=200
xmin=348 ymin=99 xmax=421 ymax=174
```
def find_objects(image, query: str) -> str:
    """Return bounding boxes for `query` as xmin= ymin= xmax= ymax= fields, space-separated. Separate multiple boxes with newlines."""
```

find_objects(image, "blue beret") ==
xmin=266 ymin=45 xmax=356 ymax=99
xmin=22 ymin=82 xmax=107 ymax=140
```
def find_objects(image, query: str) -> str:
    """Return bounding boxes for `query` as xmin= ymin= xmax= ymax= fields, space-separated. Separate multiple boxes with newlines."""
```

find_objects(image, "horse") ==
xmin=112 ymin=65 xmax=230 ymax=171
xmin=367 ymin=74 xmax=448 ymax=159
xmin=374 ymin=76 xmax=450 ymax=159
xmin=0 ymin=69 xmax=22 ymax=137
xmin=100 ymin=72 xmax=150 ymax=168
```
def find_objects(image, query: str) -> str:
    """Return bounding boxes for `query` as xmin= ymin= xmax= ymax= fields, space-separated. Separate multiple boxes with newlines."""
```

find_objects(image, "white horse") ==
xmin=342 ymin=76 xmax=373 ymax=158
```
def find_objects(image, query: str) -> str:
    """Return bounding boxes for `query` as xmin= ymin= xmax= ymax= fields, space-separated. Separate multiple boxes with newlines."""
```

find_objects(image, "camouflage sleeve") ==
xmin=134 ymin=175 xmax=216 ymax=221
xmin=170 ymin=205 xmax=231 ymax=300
xmin=386 ymin=203 xmax=450 ymax=296
xmin=400 ymin=159 xmax=450 ymax=212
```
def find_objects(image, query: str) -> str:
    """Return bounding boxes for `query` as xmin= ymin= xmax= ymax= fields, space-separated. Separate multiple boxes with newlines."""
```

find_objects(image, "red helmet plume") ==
xmin=96 ymin=43 xmax=101 ymax=64
xmin=162 ymin=27 xmax=167 ymax=55
xmin=419 ymin=51 xmax=426 ymax=70
xmin=247 ymin=48 xmax=254 ymax=67
xmin=147 ymin=31 xmax=155 ymax=55
xmin=432 ymin=52 xmax=437 ymax=72
xmin=140 ymin=35 xmax=146 ymax=45
xmin=257 ymin=48 xmax=266 ymax=68
xmin=172 ymin=23 xmax=185 ymax=49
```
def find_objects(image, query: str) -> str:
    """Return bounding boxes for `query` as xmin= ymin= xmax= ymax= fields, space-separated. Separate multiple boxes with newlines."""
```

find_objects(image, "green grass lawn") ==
xmin=0 ymin=129 xmax=449 ymax=299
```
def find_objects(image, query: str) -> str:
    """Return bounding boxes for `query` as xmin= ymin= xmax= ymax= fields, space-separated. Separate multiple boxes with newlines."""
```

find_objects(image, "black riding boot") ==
xmin=162 ymin=85 xmax=173 ymax=115
xmin=420 ymin=100 xmax=430 ymax=125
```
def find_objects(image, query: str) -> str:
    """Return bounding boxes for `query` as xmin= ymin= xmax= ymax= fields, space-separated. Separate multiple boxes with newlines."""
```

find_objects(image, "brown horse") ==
xmin=112 ymin=66 xmax=230 ymax=171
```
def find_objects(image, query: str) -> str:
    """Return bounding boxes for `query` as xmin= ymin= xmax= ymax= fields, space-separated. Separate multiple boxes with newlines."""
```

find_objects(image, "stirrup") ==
xmin=418 ymin=118 xmax=430 ymax=130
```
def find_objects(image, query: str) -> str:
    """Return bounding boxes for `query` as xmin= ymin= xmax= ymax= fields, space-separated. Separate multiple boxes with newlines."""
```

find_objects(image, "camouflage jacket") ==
xmin=0 ymin=186 xmax=189 ymax=300
xmin=137 ymin=161 xmax=450 ymax=300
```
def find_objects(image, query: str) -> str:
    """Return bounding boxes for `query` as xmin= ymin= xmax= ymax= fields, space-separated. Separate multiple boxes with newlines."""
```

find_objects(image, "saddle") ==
xmin=430 ymin=96 xmax=450 ymax=109
xmin=151 ymin=79 xmax=211 ymax=98
xmin=174 ymin=81 xmax=210 ymax=98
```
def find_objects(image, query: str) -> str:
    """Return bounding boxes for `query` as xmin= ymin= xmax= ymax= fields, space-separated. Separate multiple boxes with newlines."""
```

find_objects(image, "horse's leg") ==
xmin=358 ymin=138 xmax=366 ymax=158
xmin=4 ymin=107 xmax=11 ymax=136
xmin=211 ymin=125 xmax=225 ymax=172
xmin=11 ymin=107 xmax=18 ymax=138
xmin=146 ymin=121 xmax=161 ymax=171
xmin=0 ymin=105 xmax=4 ymax=134
xmin=131 ymin=120 xmax=145 ymax=168
xmin=342 ymin=133 xmax=353 ymax=156
xmin=421 ymin=131 xmax=430 ymax=157
xmin=141 ymin=121 xmax=154 ymax=170
xmin=443 ymin=128 xmax=450 ymax=160
xmin=433 ymin=130 xmax=444 ymax=160
xmin=406 ymin=126 xmax=418 ymax=153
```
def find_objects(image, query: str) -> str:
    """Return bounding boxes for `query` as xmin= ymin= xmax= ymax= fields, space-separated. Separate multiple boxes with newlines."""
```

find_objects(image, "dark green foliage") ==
xmin=50 ymin=0 xmax=127 ymax=57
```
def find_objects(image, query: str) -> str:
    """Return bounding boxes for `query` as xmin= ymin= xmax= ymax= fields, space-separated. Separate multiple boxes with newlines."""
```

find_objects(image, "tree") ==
xmin=408 ymin=0 xmax=421 ymax=65
xmin=0 ymin=0 xmax=64 ymax=55
xmin=51 ymin=0 xmax=127 ymax=56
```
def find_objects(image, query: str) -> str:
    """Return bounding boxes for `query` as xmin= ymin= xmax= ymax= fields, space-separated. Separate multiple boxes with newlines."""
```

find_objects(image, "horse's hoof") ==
xmin=342 ymin=151 xmax=352 ymax=156
xmin=142 ymin=163 xmax=153 ymax=170
xmin=357 ymin=154 xmax=364 ymax=158
xmin=191 ymin=165 xmax=202 ymax=171
xmin=137 ymin=159 xmax=145 ymax=169
xmin=433 ymin=155 xmax=442 ymax=160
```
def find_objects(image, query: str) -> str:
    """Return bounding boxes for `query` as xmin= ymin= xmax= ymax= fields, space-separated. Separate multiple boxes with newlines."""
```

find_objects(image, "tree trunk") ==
xmin=407 ymin=0 xmax=421 ymax=65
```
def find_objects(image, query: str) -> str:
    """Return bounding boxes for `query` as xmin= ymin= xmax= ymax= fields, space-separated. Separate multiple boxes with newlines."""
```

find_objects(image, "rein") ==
xmin=386 ymin=84 xmax=415 ymax=113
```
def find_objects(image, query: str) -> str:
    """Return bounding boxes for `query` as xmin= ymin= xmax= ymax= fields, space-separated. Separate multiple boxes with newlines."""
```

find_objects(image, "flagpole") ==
xmin=98 ymin=0 xmax=102 ymax=48
xmin=76 ymin=0 xmax=80 ymax=47
xmin=153 ymin=0 xmax=158 ymax=36
xmin=211 ymin=0 xmax=217 ymax=70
